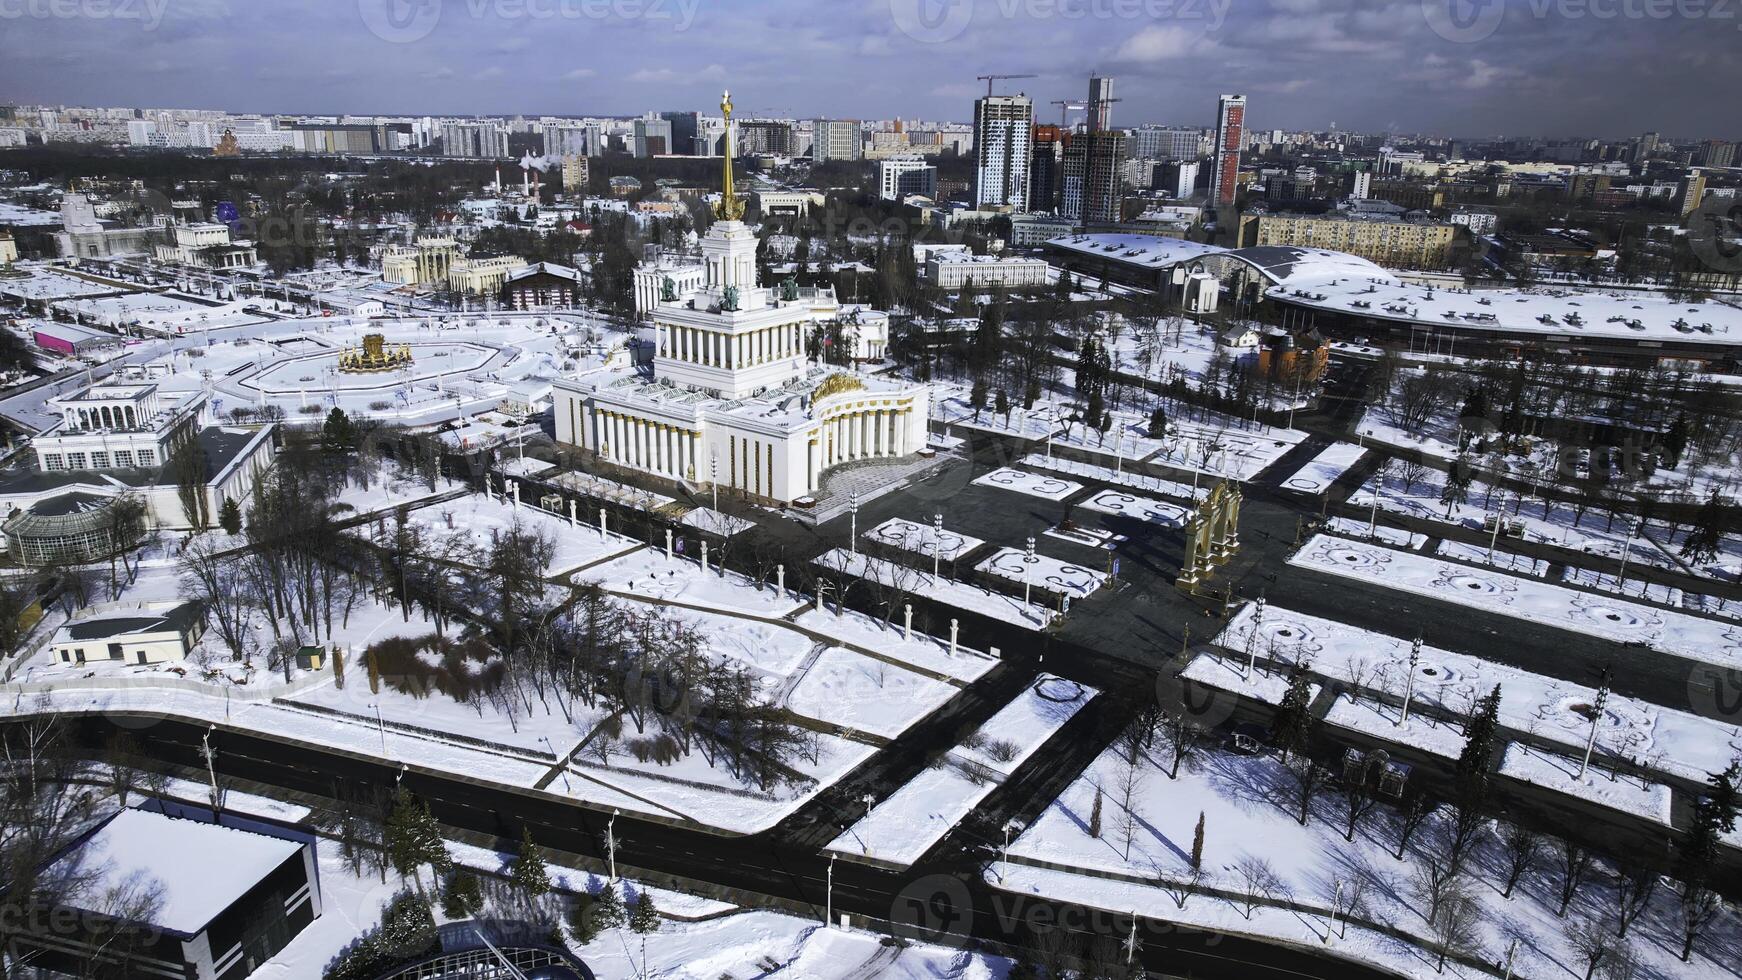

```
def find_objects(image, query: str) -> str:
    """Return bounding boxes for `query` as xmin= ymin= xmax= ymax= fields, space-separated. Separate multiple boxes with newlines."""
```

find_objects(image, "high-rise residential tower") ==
xmin=973 ymin=94 xmax=1033 ymax=210
xmin=1210 ymin=94 xmax=1246 ymax=207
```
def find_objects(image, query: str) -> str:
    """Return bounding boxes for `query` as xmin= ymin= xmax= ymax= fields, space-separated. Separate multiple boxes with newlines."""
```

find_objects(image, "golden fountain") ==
xmin=338 ymin=333 xmax=413 ymax=373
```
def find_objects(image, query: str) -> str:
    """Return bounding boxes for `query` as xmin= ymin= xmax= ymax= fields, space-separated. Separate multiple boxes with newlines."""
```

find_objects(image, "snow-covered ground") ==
xmin=581 ymin=548 xmax=805 ymax=619
xmin=1022 ymin=453 xmax=1209 ymax=503
xmin=997 ymin=735 xmax=1741 ymax=980
xmin=972 ymin=466 xmax=1083 ymax=502
xmin=255 ymin=826 xmax=1013 ymax=980
xmin=1075 ymin=488 xmax=1189 ymax=528
xmin=1498 ymin=744 xmax=1674 ymax=824
xmin=1278 ymin=442 xmax=1367 ymax=496
xmin=793 ymin=607 xmax=1001 ymax=684
xmin=783 ymin=647 xmax=960 ymax=740
xmin=829 ymin=675 xmax=1094 ymax=866
xmin=1324 ymin=515 xmax=1428 ymax=549
xmin=1212 ymin=603 xmax=1742 ymax=785
xmin=1291 ymin=534 xmax=1742 ymax=671
xmin=679 ymin=507 xmax=754 ymax=537
xmin=973 ymin=547 xmax=1107 ymax=600
xmin=404 ymin=492 xmax=642 ymax=577
xmin=862 ymin=517 xmax=985 ymax=561
xmin=813 ymin=548 xmax=1054 ymax=630
xmin=1433 ymin=538 xmax=1547 ymax=577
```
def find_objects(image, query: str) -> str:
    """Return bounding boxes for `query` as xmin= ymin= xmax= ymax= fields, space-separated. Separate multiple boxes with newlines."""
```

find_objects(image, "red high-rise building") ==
xmin=1211 ymin=94 xmax=1246 ymax=207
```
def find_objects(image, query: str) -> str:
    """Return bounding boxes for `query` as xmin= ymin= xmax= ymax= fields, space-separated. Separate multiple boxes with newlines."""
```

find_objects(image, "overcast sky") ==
xmin=1 ymin=0 xmax=1736 ymax=138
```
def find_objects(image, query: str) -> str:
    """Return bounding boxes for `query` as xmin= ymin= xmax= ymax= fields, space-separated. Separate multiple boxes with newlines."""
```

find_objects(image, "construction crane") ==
xmin=1050 ymin=100 xmax=1087 ymax=127
xmin=977 ymin=73 xmax=1037 ymax=98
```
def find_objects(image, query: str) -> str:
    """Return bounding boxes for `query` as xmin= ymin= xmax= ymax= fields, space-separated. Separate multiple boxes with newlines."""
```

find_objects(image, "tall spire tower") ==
xmin=715 ymin=89 xmax=745 ymax=221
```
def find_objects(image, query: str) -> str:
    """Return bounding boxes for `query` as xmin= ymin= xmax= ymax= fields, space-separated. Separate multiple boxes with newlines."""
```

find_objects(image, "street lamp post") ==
xmin=200 ymin=726 xmax=220 ymax=813
xmin=932 ymin=513 xmax=943 ymax=579
xmin=825 ymin=854 xmax=836 ymax=927
xmin=1024 ymin=535 xmax=1037 ymax=610
xmin=1399 ymin=638 xmax=1421 ymax=726
xmin=604 ymin=809 xmax=620 ymax=882
xmin=1577 ymin=669 xmax=1612 ymax=779
xmin=848 ymin=493 xmax=860 ymax=555
xmin=1617 ymin=517 xmax=1639 ymax=591
xmin=1368 ymin=463 xmax=1387 ymax=540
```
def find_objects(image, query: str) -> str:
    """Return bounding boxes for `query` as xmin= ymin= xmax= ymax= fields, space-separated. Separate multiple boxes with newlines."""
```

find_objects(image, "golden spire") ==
xmin=715 ymin=88 xmax=745 ymax=221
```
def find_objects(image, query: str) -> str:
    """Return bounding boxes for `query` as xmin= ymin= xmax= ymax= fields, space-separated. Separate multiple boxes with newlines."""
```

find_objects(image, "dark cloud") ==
xmin=0 ymin=0 xmax=1732 ymax=136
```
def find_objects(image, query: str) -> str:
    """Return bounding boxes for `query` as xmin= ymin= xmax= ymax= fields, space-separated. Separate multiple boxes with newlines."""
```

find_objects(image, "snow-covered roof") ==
xmin=1270 ymin=276 xmax=1742 ymax=345
xmin=48 ymin=808 xmax=303 ymax=935
xmin=506 ymin=261 xmax=582 ymax=283
xmin=1220 ymin=246 xmax=1391 ymax=286
xmin=1045 ymin=234 xmax=1227 ymax=268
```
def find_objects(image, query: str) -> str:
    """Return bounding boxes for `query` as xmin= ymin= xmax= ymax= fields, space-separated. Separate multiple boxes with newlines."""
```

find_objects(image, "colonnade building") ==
xmin=553 ymin=90 xmax=929 ymax=504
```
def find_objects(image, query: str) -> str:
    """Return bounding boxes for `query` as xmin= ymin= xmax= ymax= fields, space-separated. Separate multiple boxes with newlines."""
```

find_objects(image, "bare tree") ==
xmin=1233 ymin=856 xmax=1286 ymax=919
xmin=1426 ymin=882 xmax=1484 ymax=974
xmin=1678 ymin=881 xmax=1724 ymax=963
xmin=1565 ymin=916 xmax=1615 ymax=980
xmin=1613 ymin=866 xmax=1659 ymax=938
xmin=1555 ymin=839 xmax=1597 ymax=917
xmin=1158 ymin=710 xmax=1206 ymax=779
xmin=1114 ymin=752 xmax=1146 ymax=861
xmin=1499 ymin=822 xmax=1543 ymax=899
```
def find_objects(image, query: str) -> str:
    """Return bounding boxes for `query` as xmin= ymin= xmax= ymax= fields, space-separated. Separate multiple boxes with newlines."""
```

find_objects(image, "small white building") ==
xmin=924 ymin=252 xmax=1051 ymax=290
xmin=52 ymin=600 xmax=206 ymax=665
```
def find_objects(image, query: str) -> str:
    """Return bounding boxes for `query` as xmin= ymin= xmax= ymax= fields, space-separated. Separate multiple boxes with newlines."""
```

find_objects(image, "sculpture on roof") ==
xmin=713 ymin=89 xmax=746 ymax=222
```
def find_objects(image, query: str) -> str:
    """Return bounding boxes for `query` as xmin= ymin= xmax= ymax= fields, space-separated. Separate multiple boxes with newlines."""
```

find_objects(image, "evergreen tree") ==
xmin=322 ymin=407 xmax=358 ymax=457
xmin=1455 ymin=685 xmax=1503 ymax=803
xmin=509 ymin=826 xmax=552 ymax=901
xmin=969 ymin=378 xmax=989 ymax=421
xmin=1089 ymin=786 xmax=1103 ymax=838
xmin=1662 ymin=411 xmax=1689 ymax=468
xmin=1680 ymin=492 xmax=1730 ymax=567
xmin=441 ymin=870 xmax=483 ymax=919
xmin=1440 ymin=456 xmax=1474 ymax=518
xmin=1191 ymin=811 xmax=1205 ymax=870
xmin=995 ymin=388 xmax=1010 ymax=423
xmin=1270 ymin=661 xmax=1316 ymax=762
xmin=630 ymin=890 xmax=659 ymax=978
xmin=1680 ymin=761 xmax=1741 ymax=879
xmin=386 ymin=787 xmax=451 ymax=885
xmin=1055 ymin=270 xmax=1074 ymax=304
xmin=568 ymin=890 xmax=601 ymax=944
xmin=1148 ymin=405 xmax=1168 ymax=439
xmin=218 ymin=497 xmax=242 ymax=536
xmin=592 ymin=881 xmax=626 ymax=931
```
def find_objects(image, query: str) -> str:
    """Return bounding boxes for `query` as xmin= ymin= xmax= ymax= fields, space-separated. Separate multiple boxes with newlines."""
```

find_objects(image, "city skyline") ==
xmin=0 ymin=0 xmax=1737 ymax=138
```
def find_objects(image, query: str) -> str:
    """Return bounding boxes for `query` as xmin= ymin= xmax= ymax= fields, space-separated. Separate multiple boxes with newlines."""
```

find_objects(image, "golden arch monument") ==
xmin=1177 ymin=479 xmax=1242 ymax=591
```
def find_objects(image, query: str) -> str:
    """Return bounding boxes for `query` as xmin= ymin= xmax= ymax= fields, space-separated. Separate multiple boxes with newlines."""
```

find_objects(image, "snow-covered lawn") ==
xmin=1141 ymin=416 xmax=1307 ymax=483
xmin=256 ymin=830 xmax=1012 ymax=980
xmin=404 ymin=492 xmax=641 ymax=577
xmin=1212 ymin=603 xmax=1742 ymax=785
xmin=828 ymin=674 xmax=1093 ymax=867
xmin=1023 ymin=453 xmax=1209 ymax=503
xmin=679 ymin=507 xmax=754 ymax=538
xmin=998 ymin=737 xmax=1741 ymax=980
xmin=1349 ymin=466 xmax=1682 ymax=574
xmin=1278 ymin=442 xmax=1367 ymax=495
xmin=1291 ymin=534 xmax=1742 ymax=671
xmin=1433 ymin=538 xmax=1547 ymax=577
xmin=862 ymin=517 xmax=985 ymax=561
xmin=813 ymin=548 xmax=1054 ymax=630
xmin=1325 ymin=515 xmax=1428 ymax=549
xmin=582 ymin=549 xmax=805 ymax=619
xmin=1075 ymin=489 xmax=1189 ymax=528
xmin=783 ymin=647 xmax=959 ymax=740
xmin=974 ymin=548 xmax=1107 ymax=601
xmin=1180 ymin=654 xmax=1321 ymax=708
xmin=793 ymin=607 xmax=1001 ymax=684
xmin=1499 ymin=744 xmax=1674 ymax=825
xmin=972 ymin=466 xmax=1084 ymax=502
